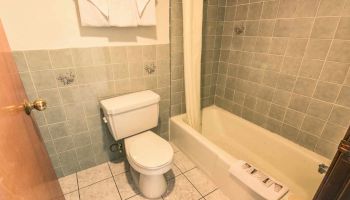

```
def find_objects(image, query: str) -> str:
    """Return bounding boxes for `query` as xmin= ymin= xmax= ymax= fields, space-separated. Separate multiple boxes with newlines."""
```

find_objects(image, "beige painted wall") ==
xmin=0 ymin=0 xmax=169 ymax=50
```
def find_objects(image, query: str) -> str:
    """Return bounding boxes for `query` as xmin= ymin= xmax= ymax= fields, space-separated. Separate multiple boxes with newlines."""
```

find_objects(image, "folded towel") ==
xmin=78 ymin=0 xmax=156 ymax=27
xmin=89 ymin=0 xmax=109 ymax=17
xmin=109 ymin=0 xmax=139 ymax=27
xmin=137 ymin=0 xmax=156 ymax=26
xmin=78 ymin=0 xmax=109 ymax=27
xmin=135 ymin=0 xmax=151 ymax=16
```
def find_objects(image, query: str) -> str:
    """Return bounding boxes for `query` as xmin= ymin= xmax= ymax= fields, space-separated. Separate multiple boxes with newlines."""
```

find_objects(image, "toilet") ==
xmin=100 ymin=90 xmax=173 ymax=199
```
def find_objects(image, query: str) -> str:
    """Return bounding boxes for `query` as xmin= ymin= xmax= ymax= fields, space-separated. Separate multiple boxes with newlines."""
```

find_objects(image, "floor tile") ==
xmin=127 ymin=194 xmax=162 ymax=200
xmin=114 ymin=172 xmax=139 ymax=199
xmin=108 ymin=158 xmax=129 ymax=176
xmin=173 ymin=151 xmax=196 ymax=173
xmin=165 ymin=164 xmax=181 ymax=180
xmin=64 ymin=191 xmax=79 ymax=200
xmin=162 ymin=175 xmax=202 ymax=200
xmin=184 ymin=168 xmax=217 ymax=196
xmin=79 ymin=178 xmax=120 ymax=200
xmin=58 ymin=148 xmax=222 ymax=200
xmin=170 ymin=143 xmax=180 ymax=153
xmin=77 ymin=163 xmax=112 ymax=188
xmin=204 ymin=189 xmax=230 ymax=200
xmin=59 ymin=173 xmax=78 ymax=194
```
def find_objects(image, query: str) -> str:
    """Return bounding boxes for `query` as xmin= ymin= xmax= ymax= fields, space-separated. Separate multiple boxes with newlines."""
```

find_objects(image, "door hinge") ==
xmin=339 ymin=140 xmax=350 ymax=153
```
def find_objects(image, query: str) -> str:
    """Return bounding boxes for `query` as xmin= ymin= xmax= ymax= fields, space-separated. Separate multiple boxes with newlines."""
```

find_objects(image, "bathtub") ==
xmin=170 ymin=106 xmax=330 ymax=200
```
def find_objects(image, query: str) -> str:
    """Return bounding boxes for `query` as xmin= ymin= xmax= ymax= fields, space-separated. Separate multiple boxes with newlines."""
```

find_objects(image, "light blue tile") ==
xmin=67 ymin=119 xmax=88 ymax=135
xmin=37 ymin=89 xmax=62 ymax=107
xmin=73 ymin=133 xmax=92 ymax=147
xmin=49 ymin=122 xmax=69 ymax=140
xmin=44 ymin=106 xmax=66 ymax=124
xmin=54 ymin=136 xmax=74 ymax=153
xmin=44 ymin=141 xmax=57 ymax=156
xmin=38 ymin=125 xmax=51 ymax=142
xmin=25 ymin=50 xmax=51 ymax=71
xmin=31 ymin=70 xmax=57 ymax=90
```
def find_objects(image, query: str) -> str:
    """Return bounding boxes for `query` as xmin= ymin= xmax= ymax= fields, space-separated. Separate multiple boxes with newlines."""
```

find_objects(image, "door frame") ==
xmin=313 ymin=126 xmax=350 ymax=200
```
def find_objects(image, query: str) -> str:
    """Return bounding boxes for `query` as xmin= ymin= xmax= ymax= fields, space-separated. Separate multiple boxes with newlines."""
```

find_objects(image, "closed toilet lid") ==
xmin=125 ymin=131 xmax=173 ymax=169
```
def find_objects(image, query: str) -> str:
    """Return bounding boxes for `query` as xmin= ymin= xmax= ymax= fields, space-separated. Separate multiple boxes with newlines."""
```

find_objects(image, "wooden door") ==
xmin=0 ymin=21 xmax=64 ymax=199
xmin=313 ymin=126 xmax=350 ymax=200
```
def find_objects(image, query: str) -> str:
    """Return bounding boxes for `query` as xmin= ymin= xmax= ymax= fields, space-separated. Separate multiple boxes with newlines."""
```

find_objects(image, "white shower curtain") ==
xmin=182 ymin=0 xmax=203 ymax=131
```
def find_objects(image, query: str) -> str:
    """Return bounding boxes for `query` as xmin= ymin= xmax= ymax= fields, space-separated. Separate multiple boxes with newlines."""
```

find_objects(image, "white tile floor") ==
xmin=59 ymin=144 xmax=230 ymax=200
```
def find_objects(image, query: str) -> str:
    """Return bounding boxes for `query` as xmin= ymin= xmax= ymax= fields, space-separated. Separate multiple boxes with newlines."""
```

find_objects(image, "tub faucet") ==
xmin=318 ymin=163 xmax=329 ymax=174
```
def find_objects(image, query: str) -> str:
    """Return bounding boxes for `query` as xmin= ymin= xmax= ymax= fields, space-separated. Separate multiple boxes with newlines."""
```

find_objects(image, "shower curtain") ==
xmin=182 ymin=0 xmax=203 ymax=131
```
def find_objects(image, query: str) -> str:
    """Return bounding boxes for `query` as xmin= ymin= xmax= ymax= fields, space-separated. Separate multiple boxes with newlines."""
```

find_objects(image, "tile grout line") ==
xmin=209 ymin=0 xmax=350 ymax=153
xmin=291 ymin=0 xmax=335 ymax=147
xmin=170 ymin=162 xmax=203 ymax=198
xmin=173 ymin=149 xmax=219 ymax=198
xmin=77 ymin=175 xmax=113 ymax=190
xmin=24 ymin=50 xmax=68 ymax=174
xmin=59 ymin=173 xmax=80 ymax=197
xmin=313 ymin=2 xmax=348 ymax=153
xmin=201 ymin=188 xmax=219 ymax=199
xmin=225 ymin=0 xmax=267 ymax=113
xmin=77 ymin=58 xmax=98 ymax=172
xmin=216 ymin=69 xmax=348 ymax=148
xmin=75 ymin=172 xmax=81 ymax=200
xmin=50 ymin=48 xmax=82 ymax=175
xmin=64 ymin=147 xmax=220 ymax=199
xmin=107 ymin=162 xmax=123 ymax=200
xmin=270 ymin=0 xmax=294 ymax=136
xmin=222 ymin=71 xmax=350 ymax=118
xmin=182 ymin=168 xmax=213 ymax=199
xmin=216 ymin=0 xmax=347 ymax=155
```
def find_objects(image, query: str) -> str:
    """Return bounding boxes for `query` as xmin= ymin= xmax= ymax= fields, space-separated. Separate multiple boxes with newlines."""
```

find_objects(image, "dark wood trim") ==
xmin=313 ymin=127 xmax=350 ymax=200
xmin=338 ymin=178 xmax=350 ymax=200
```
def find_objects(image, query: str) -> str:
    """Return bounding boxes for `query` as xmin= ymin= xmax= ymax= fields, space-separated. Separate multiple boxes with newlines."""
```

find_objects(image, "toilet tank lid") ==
xmin=100 ymin=90 xmax=160 ymax=114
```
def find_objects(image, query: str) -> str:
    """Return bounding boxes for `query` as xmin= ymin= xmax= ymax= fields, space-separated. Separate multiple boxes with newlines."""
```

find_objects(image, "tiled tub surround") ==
xmin=214 ymin=0 xmax=350 ymax=158
xmin=170 ymin=0 xmax=223 ymax=116
xmin=58 ymin=143 xmax=229 ymax=200
xmin=13 ymin=44 xmax=170 ymax=177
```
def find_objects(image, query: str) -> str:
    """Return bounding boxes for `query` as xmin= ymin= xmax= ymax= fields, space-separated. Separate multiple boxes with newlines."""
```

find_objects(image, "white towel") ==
xmin=78 ymin=0 xmax=156 ymax=27
xmin=78 ymin=0 xmax=109 ymax=27
xmin=108 ymin=0 xmax=139 ymax=27
xmin=89 ymin=0 xmax=109 ymax=17
xmin=135 ymin=0 xmax=151 ymax=16
xmin=137 ymin=0 xmax=156 ymax=26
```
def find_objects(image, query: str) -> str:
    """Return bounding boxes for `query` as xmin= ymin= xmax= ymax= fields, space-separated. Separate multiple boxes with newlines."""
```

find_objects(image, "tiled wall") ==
xmin=201 ymin=1 xmax=225 ymax=107
xmin=170 ymin=0 xmax=186 ymax=116
xmin=14 ymin=44 xmax=170 ymax=177
xmin=170 ymin=0 xmax=224 ymax=116
xmin=214 ymin=0 xmax=350 ymax=159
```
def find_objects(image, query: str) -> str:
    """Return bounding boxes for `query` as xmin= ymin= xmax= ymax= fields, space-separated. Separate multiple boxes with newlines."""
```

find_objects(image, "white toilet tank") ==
xmin=100 ymin=90 xmax=160 ymax=141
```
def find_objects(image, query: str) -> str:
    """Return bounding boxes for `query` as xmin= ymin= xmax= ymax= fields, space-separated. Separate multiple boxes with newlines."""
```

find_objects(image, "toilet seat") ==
xmin=125 ymin=131 xmax=173 ymax=175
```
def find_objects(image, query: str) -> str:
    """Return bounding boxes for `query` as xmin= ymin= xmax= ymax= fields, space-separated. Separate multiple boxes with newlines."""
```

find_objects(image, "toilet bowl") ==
xmin=100 ymin=90 xmax=174 ymax=199
xmin=125 ymin=131 xmax=173 ymax=198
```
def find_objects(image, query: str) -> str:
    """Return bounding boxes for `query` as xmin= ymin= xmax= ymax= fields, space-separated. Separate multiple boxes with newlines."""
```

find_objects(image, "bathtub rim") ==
xmin=171 ymin=105 xmax=331 ymax=165
xmin=170 ymin=105 xmax=331 ymax=199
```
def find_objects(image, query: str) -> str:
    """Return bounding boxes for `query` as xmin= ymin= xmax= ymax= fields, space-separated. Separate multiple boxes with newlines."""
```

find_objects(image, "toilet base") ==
xmin=130 ymin=167 xmax=167 ymax=199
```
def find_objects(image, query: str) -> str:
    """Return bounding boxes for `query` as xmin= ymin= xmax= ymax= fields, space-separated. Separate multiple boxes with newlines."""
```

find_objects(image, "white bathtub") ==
xmin=170 ymin=106 xmax=330 ymax=200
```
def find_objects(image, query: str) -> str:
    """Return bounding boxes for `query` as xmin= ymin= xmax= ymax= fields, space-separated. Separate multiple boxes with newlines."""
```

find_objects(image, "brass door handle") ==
xmin=24 ymin=99 xmax=47 ymax=115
